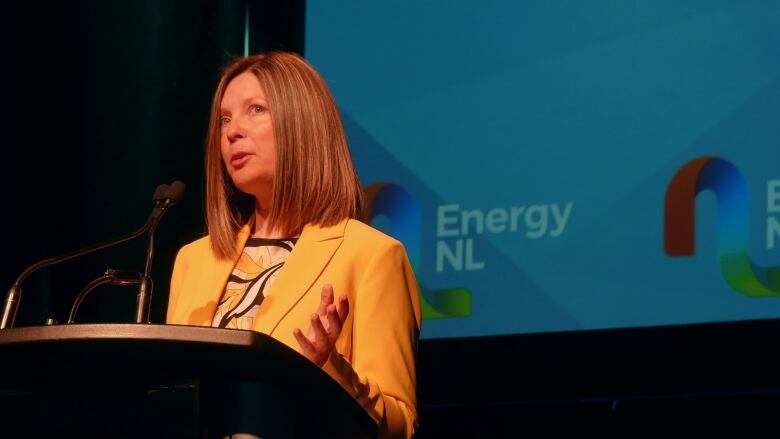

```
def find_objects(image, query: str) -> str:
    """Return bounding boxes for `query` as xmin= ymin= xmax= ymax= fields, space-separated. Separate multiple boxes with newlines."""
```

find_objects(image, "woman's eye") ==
xmin=220 ymin=116 xmax=231 ymax=126
xmin=251 ymin=104 xmax=265 ymax=114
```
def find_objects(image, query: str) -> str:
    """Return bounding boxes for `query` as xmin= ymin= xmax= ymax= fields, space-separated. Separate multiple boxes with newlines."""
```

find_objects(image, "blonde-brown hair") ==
xmin=205 ymin=52 xmax=364 ymax=259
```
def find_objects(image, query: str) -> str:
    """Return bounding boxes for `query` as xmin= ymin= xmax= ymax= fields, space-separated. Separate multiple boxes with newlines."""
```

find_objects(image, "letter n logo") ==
xmin=664 ymin=156 xmax=780 ymax=296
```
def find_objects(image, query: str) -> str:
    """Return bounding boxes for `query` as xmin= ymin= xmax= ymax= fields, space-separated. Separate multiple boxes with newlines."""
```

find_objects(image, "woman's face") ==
xmin=219 ymin=71 xmax=277 ymax=203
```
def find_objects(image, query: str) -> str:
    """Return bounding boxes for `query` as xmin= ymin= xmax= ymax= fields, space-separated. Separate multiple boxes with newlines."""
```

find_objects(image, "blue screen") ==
xmin=306 ymin=0 xmax=780 ymax=338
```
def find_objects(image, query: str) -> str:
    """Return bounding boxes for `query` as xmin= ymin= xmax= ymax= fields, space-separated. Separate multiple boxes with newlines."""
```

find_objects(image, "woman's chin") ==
xmin=231 ymin=177 xmax=273 ymax=200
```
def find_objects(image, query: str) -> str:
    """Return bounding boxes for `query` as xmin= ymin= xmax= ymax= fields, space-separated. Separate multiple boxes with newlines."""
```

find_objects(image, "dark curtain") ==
xmin=0 ymin=0 xmax=305 ymax=327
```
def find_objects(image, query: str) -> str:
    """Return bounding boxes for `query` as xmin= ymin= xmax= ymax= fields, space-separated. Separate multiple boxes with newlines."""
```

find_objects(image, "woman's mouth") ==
xmin=231 ymin=152 xmax=253 ymax=167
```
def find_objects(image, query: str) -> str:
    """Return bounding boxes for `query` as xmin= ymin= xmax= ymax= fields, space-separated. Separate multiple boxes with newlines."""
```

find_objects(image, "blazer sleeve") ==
xmin=321 ymin=239 xmax=422 ymax=439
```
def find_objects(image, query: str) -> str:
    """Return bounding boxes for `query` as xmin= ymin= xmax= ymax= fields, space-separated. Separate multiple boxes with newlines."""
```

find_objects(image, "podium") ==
xmin=0 ymin=324 xmax=377 ymax=438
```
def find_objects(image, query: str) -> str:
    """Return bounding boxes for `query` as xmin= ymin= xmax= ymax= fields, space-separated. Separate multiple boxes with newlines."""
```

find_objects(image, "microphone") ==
xmin=135 ymin=181 xmax=186 ymax=324
xmin=152 ymin=183 xmax=169 ymax=206
xmin=0 ymin=181 xmax=185 ymax=329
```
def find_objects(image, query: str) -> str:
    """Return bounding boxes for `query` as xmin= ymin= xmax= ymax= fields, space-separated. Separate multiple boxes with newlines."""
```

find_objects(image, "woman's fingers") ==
xmin=337 ymin=294 xmax=349 ymax=322
xmin=293 ymin=328 xmax=314 ymax=355
xmin=325 ymin=304 xmax=342 ymax=339
xmin=316 ymin=284 xmax=334 ymax=316
xmin=294 ymin=286 xmax=351 ymax=368
xmin=293 ymin=320 xmax=329 ymax=366
xmin=310 ymin=313 xmax=330 ymax=347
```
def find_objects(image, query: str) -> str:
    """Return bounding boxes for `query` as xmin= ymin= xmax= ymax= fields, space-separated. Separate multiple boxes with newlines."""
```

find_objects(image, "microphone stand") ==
xmin=134 ymin=180 xmax=185 ymax=324
xmin=134 ymin=199 xmax=169 ymax=324
xmin=0 ymin=184 xmax=180 ymax=330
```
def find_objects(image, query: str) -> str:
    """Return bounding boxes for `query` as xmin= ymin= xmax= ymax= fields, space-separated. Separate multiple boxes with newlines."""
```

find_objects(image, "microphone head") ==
xmin=165 ymin=180 xmax=186 ymax=206
xmin=152 ymin=184 xmax=169 ymax=205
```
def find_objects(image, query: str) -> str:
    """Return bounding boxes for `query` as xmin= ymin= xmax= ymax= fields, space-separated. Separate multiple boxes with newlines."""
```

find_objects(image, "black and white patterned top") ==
xmin=211 ymin=237 xmax=297 ymax=329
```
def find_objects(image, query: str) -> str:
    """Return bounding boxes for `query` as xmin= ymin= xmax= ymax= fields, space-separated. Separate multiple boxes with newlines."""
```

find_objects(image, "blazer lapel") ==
xmin=184 ymin=224 xmax=252 ymax=326
xmin=252 ymin=219 xmax=347 ymax=335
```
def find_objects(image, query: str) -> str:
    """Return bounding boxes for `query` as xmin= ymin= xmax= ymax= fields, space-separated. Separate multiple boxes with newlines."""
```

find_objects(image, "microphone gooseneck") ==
xmin=0 ymin=181 xmax=185 ymax=330
xmin=68 ymin=269 xmax=142 ymax=324
xmin=134 ymin=181 xmax=186 ymax=324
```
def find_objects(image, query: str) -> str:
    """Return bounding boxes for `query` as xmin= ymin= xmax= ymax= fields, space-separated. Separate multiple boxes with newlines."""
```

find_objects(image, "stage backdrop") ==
xmin=305 ymin=0 xmax=780 ymax=339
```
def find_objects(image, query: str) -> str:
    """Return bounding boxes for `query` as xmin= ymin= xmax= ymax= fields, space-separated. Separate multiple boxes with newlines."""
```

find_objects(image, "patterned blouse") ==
xmin=211 ymin=237 xmax=297 ymax=329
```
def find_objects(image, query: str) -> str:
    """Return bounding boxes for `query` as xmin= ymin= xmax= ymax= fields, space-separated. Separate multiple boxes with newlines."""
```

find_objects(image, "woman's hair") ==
xmin=205 ymin=52 xmax=364 ymax=259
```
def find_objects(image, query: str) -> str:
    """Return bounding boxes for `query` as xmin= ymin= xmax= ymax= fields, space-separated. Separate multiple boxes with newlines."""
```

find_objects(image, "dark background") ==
xmin=1 ymin=1 xmax=779 ymax=437
xmin=0 ymin=0 xmax=303 ymax=327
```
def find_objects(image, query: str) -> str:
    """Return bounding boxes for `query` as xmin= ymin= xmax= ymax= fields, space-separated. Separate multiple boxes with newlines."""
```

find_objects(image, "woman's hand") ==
xmin=293 ymin=283 xmax=349 ymax=367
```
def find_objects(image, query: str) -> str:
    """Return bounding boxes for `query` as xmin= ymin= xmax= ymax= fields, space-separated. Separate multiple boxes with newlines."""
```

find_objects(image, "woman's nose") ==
xmin=226 ymin=122 xmax=246 ymax=143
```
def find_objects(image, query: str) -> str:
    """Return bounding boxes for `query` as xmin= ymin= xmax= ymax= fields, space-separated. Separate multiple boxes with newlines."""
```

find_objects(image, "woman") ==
xmin=166 ymin=52 xmax=421 ymax=438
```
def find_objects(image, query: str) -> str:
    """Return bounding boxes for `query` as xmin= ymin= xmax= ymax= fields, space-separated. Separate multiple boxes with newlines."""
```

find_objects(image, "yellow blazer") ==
xmin=166 ymin=218 xmax=421 ymax=439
